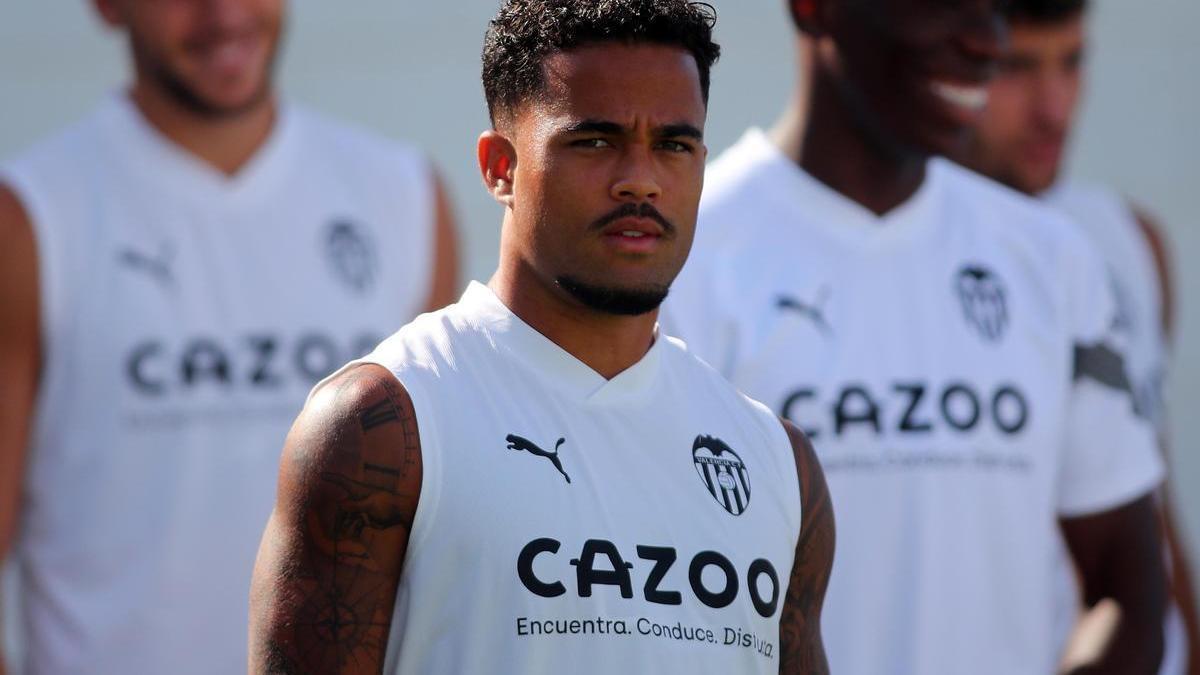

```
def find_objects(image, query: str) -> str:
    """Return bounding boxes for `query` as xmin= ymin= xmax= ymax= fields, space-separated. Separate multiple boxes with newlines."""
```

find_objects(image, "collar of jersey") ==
xmin=100 ymin=91 xmax=298 ymax=203
xmin=736 ymin=128 xmax=942 ymax=246
xmin=458 ymin=282 xmax=664 ymax=406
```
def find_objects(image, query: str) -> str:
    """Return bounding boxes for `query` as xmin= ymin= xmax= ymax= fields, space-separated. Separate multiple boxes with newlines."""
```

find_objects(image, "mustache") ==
xmin=589 ymin=202 xmax=676 ymax=236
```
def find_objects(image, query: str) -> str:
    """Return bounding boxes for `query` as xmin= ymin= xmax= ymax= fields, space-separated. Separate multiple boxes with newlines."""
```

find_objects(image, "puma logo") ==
xmin=506 ymin=433 xmax=571 ymax=484
xmin=117 ymin=245 xmax=175 ymax=289
xmin=776 ymin=286 xmax=832 ymax=337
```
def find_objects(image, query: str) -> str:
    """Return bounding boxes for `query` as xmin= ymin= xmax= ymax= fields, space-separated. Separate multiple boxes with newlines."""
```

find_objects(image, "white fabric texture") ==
xmin=357 ymin=282 xmax=802 ymax=674
xmin=665 ymin=129 xmax=1164 ymax=675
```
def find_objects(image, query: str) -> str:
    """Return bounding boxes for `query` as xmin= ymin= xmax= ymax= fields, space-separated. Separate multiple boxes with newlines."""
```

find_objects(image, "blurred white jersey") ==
xmin=358 ymin=282 xmax=801 ymax=674
xmin=1044 ymin=180 xmax=1185 ymax=675
xmin=1 ymin=94 xmax=436 ymax=675
xmin=666 ymin=129 xmax=1164 ymax=675
xmin=1045 ymin=181 xmax=1168 ymax=430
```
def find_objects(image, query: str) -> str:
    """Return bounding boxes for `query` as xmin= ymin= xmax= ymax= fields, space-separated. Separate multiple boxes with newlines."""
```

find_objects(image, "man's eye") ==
xmin=658 ymin=140 xmax=694 ymax=153
xmin=572 ymin=138 xmax=612 ymax=149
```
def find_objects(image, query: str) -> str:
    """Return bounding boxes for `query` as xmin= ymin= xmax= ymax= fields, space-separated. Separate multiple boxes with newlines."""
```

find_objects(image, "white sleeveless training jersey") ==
xmin=1 ymin=94 xmax=436 ymax=675
xmin=665 ymin=129 xmax=1164 ymax=675
xmin=1044 ymin=180 xmax=1186 ymax=675
xmin=354 ymin=282 xmax=801 ymax=674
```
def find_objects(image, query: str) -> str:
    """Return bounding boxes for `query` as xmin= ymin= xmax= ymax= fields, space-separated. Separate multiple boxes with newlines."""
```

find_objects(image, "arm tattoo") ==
xmin=778 ymin=421 xmax=834 ymax=675
xmin=253 ymin=366 xmax=422 ymax=674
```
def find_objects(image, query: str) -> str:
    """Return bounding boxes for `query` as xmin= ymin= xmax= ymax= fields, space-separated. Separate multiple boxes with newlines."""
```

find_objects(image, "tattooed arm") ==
xmin=249 ymin=364 xmax=422 ymax=674
xmin=778 ymin=420 xmax=835 ymax=675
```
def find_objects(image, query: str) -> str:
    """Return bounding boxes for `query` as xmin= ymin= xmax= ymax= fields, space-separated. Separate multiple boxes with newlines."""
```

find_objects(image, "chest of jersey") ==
xmin=725 ymin=228 xmax=1065 ymax=487
xmin=387 ymin=333 xmax=799 ymax=674
xmin=101 ymin=192 xmax=390 ymax=421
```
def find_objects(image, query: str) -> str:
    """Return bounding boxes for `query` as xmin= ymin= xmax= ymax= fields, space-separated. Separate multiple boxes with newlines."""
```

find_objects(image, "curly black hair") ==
xmin=1004 ymin=0 xmax=1087 ymax=22
xmin=481 ymin=0 xmax=721 ymax=126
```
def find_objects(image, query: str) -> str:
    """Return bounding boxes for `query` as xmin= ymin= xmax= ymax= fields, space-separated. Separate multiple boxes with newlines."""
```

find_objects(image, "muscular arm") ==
xmin=0 ymin=185 xmax=41 ymax=675
xmin=1132 ymin=205 xmax=1200 ymax=671
xmin=778 ymin=420 xmax=834 ymax=674
xmin=249 ymin=364 xmax=422 ymax=674
xmin=1060 ymin=493 xmax=1167 ymax=675
xmin=422 ymin=169 xmax=459 ymax=313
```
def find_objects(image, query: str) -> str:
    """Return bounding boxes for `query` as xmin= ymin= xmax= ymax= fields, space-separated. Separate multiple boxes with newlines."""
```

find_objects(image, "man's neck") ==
xmin=489 ymin=257 xmax=658 ymax=381
xmin=130 ymin=82 xmax=277 ymax=177
xmin=772 ymin=73 xmax=926 ymax=217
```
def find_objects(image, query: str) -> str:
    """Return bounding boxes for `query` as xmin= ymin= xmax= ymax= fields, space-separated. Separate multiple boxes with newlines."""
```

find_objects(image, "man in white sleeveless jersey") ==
xmin=249 ymin=1 xmax=834 ymax=672
xmin=0 ymin=1 xmax=457 ymax=673
xmin=666 ymin=0 xmax=1168 ymax=673
xmin=955 ymin=1 xmax=1200 ymax=671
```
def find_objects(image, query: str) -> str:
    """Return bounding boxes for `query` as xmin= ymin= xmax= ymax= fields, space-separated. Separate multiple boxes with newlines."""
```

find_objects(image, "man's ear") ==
xmin=93 ymin=0 xmax=125 ymax=28
xmin=478 ymin=130 xmax=517 ymax=209
xmin=788 ymin=0 xmax=830 ymax=36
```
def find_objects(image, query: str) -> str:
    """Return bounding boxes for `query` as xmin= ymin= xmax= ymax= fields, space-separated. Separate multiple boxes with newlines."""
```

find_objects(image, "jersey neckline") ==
xmin=457 ymin=281 xmax=665 ymax=406
xmin=99 ymin=91 xmax=298 ymax=203
xmin=727 ymin=128 xmax=944 ymax=246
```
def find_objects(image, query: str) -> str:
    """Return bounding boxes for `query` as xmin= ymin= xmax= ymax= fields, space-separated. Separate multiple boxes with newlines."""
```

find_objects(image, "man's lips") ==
xmin=188 ymin=33 xmax=262 ymax=78
xmin=601 ymin=217 xmax=666 ymax=254
xmin=602 ymin=216 xmax=665 ymax=239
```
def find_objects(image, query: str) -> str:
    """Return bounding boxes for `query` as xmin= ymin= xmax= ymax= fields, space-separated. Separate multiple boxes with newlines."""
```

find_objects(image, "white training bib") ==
xmin=666 ymin=129 xmax=1163 ymax=675
xmin=1 ymin=93 xmax=436 ymax=675
xmin=356 ymin=282 xmax=801 ymax=674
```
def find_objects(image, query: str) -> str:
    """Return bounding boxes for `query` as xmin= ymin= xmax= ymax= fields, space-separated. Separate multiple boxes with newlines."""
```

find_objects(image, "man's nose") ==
xmin=611 ymin=147 xmax=662 ymax=202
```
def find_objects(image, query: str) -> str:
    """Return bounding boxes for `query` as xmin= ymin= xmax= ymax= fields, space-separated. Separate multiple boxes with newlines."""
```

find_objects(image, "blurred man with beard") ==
xmin=956 ymin=1 xmax=1199 ymax=671
xmin=668 ymin=0 xmax=1168 ymax=672
xmin=0 ymin=1 xmax=457 ymax=672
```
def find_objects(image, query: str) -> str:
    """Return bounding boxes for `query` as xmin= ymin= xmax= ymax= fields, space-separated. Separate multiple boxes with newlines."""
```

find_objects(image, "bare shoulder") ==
xmin=250 ymin=363 xmax=422 ymax=673
xmin=280 ymin=363 xmax=421 ymax=498
xmin=0 ymin=183 xmax=34 ymax=246
xmin=424 ymin=166 xmax=460 ymax=313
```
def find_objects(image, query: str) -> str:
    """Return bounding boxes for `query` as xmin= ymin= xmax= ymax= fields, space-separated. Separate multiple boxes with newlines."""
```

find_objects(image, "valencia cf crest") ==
xmin=692 ymin=435 xmax=751 ymax=516
xmin=325 ymin=219 xmax=378 ymax=295
xmin=955 ymin=265 xmax=1008 ymax=343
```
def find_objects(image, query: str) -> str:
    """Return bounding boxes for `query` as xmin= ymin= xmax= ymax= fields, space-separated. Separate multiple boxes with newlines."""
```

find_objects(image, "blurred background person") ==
xmin=0 ymin=0 xmax=457 ymax=673
xmin=667 ymin=0 xmax=1169 ymax=673
xmin=955 ymin=1 xmax=1199 ymax=671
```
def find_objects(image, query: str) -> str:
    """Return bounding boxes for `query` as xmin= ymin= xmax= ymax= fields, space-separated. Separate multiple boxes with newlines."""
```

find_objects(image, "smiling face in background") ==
xmin=95 ymin=0 xmax=284 ymax=117
xmin=964 ymin=13 xmax=1086 ymax=194
xmin=801 ymin=0 xmax=1008 ymax=159
xmin=494 ymin=43 xmax=708 ymax=316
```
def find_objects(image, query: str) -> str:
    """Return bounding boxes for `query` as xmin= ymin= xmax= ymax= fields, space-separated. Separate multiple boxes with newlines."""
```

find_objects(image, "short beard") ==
xmin=556 ymin=276 xmax=669 ymax=316
xmin=135 ymin=36 xmax=276 ymax=120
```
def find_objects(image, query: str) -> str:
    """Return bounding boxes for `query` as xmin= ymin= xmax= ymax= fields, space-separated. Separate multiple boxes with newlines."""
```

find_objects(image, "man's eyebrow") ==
xmin=659 ymin=124 xmax=704 ymax=141
xmin=560 ymin=120 xmax=703 ymax=140
xmin=562 ymin=120 xmax=625 ymax=135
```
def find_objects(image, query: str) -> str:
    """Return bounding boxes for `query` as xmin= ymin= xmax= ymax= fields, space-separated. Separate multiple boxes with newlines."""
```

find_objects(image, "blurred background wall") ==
xmin=1 ymin=0 xmax=1196 ymax=623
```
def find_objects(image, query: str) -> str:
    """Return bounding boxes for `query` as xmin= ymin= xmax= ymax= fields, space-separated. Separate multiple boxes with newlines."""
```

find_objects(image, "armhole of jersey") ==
xmin=389 ymin=371 xmax=442 ymax=561
xmin=752 ymin=397 xmax=804 ymax=530
xmin=1122 ymin=199 xmax=1172 ymax=351
xmin=1 ymin=167 xmax=69 ymax=408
